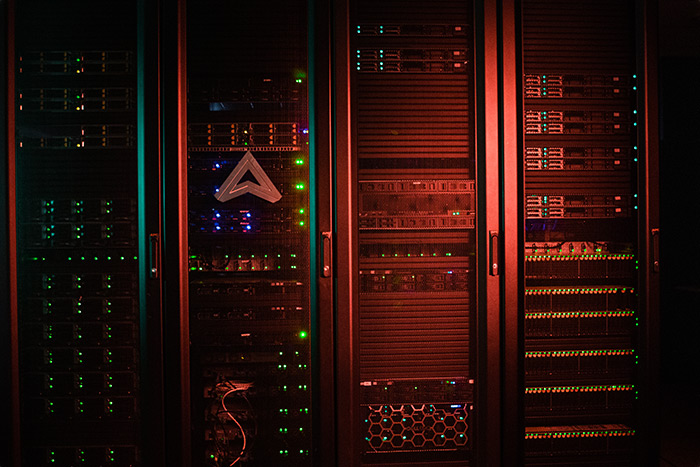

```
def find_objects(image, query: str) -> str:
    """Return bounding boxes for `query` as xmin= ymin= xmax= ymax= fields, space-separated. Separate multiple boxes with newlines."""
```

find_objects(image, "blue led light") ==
xmin=246 ymin=213 xmax=251 ymax=218
xmin=246 ymin=225 xmax=252 ymax=230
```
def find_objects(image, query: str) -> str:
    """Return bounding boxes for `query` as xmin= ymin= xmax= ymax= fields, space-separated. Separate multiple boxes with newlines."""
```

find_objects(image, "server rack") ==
xmin=182 ymin=1 xmax=316 ymax=465
xmin=519 ymin=1 xmax=659 ymax=465
xmin=3 ymin=1 xmax=659 ymax=466
xmin=332 ymin=0 xmax=501 ymax=465
xmin=7 ymin=1 xmax=148 ymax=466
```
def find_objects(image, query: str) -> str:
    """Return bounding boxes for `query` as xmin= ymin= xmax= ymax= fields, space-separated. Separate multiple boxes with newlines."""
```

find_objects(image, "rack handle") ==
xmin=149 ymin=233 xmax=160 ymax=279
xmin=651 ymin=228 xmax=660 ymax=273
xmin=489 ymin=231 xmax=499 ymax=276
xmin=321 ymin=231 xmax=332 ymax=278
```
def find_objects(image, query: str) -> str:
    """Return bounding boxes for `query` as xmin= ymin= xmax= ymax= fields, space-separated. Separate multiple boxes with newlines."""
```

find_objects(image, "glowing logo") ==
xmin=214 ymin=150 xmax=282 ymax=203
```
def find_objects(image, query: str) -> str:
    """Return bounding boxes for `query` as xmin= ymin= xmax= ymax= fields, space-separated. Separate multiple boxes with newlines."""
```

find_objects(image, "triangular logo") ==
xmin=214 ymin=150 xmax=282 ymax=203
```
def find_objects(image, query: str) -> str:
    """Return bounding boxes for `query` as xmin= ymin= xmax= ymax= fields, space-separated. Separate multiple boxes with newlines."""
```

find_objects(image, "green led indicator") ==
xmin=299 ymin=331 xmax=308 ymax=339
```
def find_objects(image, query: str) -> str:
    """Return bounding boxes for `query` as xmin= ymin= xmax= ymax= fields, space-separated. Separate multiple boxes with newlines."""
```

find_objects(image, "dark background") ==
xmin=658 ymin=0 xmax=700 ymax=465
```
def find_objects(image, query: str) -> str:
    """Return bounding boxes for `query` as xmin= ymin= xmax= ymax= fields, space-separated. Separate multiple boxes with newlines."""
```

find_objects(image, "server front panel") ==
xmin=12 ymin=2 xmax=141 ymax=466
xmin=186 ymin=2 xmax=312 ymax=465
xmin=522 ymin=1 xmax=641 ymax=465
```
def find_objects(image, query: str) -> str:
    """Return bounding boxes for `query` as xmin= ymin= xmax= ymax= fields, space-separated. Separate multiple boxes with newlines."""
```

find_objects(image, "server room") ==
xmin=1 ymin=1 xmax=698 ymax=466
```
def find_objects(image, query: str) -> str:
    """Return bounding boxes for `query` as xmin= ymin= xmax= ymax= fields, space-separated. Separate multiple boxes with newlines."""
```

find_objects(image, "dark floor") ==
xmin=658 ymin=284 xmax=700 ymax=466
xmin=660 ymin=382 xmax=700 ymax=467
